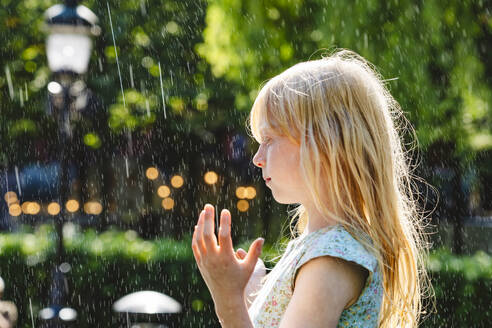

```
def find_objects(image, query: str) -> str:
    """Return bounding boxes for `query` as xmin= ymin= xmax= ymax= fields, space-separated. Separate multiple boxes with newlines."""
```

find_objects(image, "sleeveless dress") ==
xmin=247 ymin=224 xmax=383 ymax=327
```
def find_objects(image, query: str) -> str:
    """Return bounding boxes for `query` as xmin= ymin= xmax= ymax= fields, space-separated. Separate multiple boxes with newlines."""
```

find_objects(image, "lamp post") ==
xmin=41 ymin=1 xmax=99 ymax=325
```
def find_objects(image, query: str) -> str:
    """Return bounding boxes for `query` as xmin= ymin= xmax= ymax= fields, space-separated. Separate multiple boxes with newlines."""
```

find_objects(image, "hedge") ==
xmin=0 ymin=226 xmax=490 ymax=327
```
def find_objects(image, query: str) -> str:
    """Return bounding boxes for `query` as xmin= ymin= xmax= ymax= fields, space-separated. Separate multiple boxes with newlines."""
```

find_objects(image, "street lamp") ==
xmin=41 ymin=1 xmax=99 ymax=325
xmin=45 ymin=0 xmax=100 ymax=75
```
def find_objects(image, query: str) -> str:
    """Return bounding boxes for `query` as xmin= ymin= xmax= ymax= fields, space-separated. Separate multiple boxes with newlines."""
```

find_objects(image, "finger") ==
xmin=203 ymin=204 xmax=218 ymax=250
xmin=195 ymin=210 xmax=207 ymax=254
xmin=245 ymin=238 xmax=265 ymax=267
xmin=191 ymin=225 xmax=201 ymax=262
xmin=218 ymin=209 xmax=233 ymax=254
xmin=236 ymin=248 xmax=247 ymax=259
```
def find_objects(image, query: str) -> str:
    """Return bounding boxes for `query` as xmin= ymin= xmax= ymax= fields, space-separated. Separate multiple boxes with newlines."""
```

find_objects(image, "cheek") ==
xmin=288 ymin=154 xmax=303 ymax=183
xmin=270 ymin=144 xmax=301 ymax=176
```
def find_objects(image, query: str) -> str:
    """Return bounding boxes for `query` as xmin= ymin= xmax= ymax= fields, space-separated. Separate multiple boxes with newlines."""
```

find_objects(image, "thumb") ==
xmin=236 ymin=248 xmax=247 ymax=259
xmin=246 ymin=238 xmax=264 ymax=266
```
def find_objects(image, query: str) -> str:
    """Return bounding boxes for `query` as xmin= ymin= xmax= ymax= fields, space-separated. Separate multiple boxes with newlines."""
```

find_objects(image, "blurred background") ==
xmin=0 ymin=0 xmax=490 ymax=327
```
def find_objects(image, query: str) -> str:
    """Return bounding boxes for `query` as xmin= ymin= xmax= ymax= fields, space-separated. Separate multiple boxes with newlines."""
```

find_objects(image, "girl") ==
xmin=192 ymin=49 xmax=431 ymax=328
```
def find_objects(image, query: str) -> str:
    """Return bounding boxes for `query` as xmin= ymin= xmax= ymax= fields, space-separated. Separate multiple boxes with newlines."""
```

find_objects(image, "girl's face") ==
xmin=253 ymin=126 xmax=308 ymax=204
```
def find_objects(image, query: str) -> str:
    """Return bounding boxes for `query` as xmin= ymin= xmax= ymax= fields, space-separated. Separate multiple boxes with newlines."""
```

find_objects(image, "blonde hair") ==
xmin=249 ymin=49 xmax=432 ymax=327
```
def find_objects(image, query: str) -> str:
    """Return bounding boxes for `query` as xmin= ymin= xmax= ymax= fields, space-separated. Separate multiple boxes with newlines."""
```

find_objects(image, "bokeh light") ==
xmin=47 ymin=81 xmax=63 ymax=94
xmin=245 ymin=186 xmax=257 ymax=199
xmin=47 ymin=202 xmax=61 ymax=216
xmin=162 ymin=197 xmax=175 ymax=210
xmin=145 ymin=167 xmax=159 ymax=180
xmin=237 ymin=199 xmax=249 ymax=212
xmin=8 ymin=204 xmax=22 ymax=216
xmin=21 ymin=202 xmax=31 ymax=214
xmin=204 ymin=171 xmax=218 ymax=185
xmin=66 ymin=199 xmax=80 ymax=213
xmin=171 ymin=175 xmax=184 ymax=188
xmin=84 ymin=201 xmax=103 ymax=215
xmin=235 ymin=187 xmax=246 ymax=199
xmin=27 ymin=202 xmax=41 ymax=215
xmin=4 ymin=191 xmax=17 ymax=205
xmin=157 ymin=185 xmax=171 ymax=198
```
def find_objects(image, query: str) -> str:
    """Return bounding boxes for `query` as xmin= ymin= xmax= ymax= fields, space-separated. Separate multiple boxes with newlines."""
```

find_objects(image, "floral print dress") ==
xmin=248 ymin=224 xmax=383 ymax=327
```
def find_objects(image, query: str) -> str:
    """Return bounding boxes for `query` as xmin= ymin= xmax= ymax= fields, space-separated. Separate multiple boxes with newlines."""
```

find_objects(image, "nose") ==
xmin=253 ymin=146 xmax=265 ymax=168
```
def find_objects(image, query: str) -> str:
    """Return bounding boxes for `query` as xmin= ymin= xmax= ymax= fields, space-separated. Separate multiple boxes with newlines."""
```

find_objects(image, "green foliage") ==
xmin=428 ymin=248 xmax=492 ymax=280
xmin=3 ymin=0 xmax=487 ymax=165
xmin=0 ymin=0 xmax=241 ymax=167
xmin=107 ymin=89 xmax=157 ymax=132
xmin=1 ymin=0 xmax=490 ymax=218
xmin=198 ymin=0 xmax=492 ymax=152
xmin=1 ymin=2 xmax=491 ymax=324
xmin=423 ymin=248 xmax=492 ymax=327
xmin=0 ymin=226 xmax=217 ymax=327
xmin=83 ymin=132 xmax=102 ymax=149
xmin=1 ymin=229 xmax=491 ymax=327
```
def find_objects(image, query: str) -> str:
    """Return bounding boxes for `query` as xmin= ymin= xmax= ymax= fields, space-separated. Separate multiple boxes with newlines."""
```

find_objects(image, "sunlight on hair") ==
xmin=249 ymin=49 xmax=434 ymax=328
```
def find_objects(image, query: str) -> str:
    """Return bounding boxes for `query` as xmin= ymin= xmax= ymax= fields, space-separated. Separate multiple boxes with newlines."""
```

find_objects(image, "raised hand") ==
xmin=191 ymin=204 xmax=264 ymax=312
xmin=236 ymin=248 xmax=267 ymax=307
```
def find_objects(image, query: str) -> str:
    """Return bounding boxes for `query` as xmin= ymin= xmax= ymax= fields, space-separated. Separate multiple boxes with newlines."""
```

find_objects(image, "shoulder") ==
xmin=298 ymin=225 xmax=378 ymax=274
xmin=280 ymin=255 xmax=368 ymax=327
xmin=295 ymin=255 xmax=368 ymax=307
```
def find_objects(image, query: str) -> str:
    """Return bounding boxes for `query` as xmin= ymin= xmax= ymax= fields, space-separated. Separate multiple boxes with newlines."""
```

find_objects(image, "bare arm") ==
xmin=279 ymin=256 xmax=368 ymax=328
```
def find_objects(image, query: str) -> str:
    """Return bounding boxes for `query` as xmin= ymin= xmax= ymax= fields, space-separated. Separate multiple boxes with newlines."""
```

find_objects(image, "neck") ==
xmin=302 ymin=202 xmax=338 ymax=235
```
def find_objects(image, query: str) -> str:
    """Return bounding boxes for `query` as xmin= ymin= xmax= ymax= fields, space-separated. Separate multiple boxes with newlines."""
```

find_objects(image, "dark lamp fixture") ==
xmin=44 ymin=0 xmax=100 ymax=74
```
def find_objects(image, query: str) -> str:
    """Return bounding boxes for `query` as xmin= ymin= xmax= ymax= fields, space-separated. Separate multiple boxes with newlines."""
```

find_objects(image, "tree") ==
xmin=197 ymin=0 xmax=492 ymax=251
xmin=198 ymin=0 xmax=492 ymax=152
xmin=0 ymin=0 xmax=247 ymax=236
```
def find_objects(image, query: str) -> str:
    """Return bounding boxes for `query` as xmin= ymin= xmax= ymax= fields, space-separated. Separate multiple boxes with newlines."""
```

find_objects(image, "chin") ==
xmin=270 ymin=191 xmax=297 ymax=205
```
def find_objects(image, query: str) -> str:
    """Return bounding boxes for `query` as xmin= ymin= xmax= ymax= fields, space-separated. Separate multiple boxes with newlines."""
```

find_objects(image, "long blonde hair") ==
xmin=249 ymin=49 xmax=432 ymax=327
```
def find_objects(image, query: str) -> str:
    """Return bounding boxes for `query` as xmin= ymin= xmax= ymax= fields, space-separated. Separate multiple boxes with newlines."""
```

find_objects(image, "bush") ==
xmin=0 ymin=227 xmax=491 ymax=327
xmin=423 ymin=248 xmax=492 ymax=327
xmin=0 ymin=225 xmax=217 ymax=327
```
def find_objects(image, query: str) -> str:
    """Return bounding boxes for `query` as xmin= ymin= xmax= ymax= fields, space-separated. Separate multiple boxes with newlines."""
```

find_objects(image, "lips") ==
xmin=264 ymin=177 xmax=271 ymax=183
